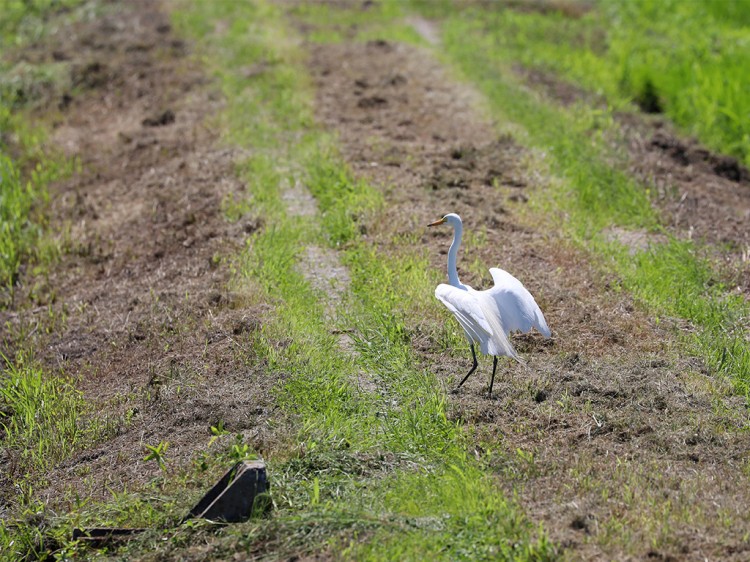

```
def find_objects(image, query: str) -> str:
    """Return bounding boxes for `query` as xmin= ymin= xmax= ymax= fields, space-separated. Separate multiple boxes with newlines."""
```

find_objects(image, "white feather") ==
xmin=488 ymin=268 xmax=551 ymax=337
xmin=435 ymin=283 xmax=518 ymax=359
xmin=431 ymin=213 xmax=550 ymax=363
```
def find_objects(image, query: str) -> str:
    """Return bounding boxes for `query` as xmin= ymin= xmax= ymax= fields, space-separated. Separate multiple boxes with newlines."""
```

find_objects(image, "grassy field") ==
xmin=2 ymin=0 xmax=750 ymax=560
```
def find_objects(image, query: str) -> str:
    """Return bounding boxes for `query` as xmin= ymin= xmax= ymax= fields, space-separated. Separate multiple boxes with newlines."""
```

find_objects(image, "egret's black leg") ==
xmin=488 ymin=356 xmax=499 ymax=398
xmin=455 ymin=343 xmax=479 ymax=391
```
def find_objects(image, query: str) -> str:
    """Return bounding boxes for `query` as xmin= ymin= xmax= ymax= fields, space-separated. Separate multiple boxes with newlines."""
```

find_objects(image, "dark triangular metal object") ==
xmin=185 ymin=459 xmax=270 ymax=523
xmin=73 ymin=459 xmax=271 ymax=547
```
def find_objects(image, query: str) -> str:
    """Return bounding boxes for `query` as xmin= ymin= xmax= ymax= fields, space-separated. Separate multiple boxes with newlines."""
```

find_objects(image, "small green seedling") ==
xmin=143 ymin=441 xmax=169 ymax=471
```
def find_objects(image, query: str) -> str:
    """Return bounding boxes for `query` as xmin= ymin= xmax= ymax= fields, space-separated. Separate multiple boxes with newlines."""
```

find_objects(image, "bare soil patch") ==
xmin=304 ymin=31 xmax=750 ymax=561
xmin=1 ymin=0 xmax=275 ymax=508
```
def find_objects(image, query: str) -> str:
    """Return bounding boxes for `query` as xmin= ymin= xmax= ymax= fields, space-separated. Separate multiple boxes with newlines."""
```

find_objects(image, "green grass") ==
xmin=0 ymin=153 xmax=35 ymax=291
xmin=0 ymin=0 xmax=722 ymax=559
xmin=0 ymin=0 xmax=88 ymax=111
xmin=0 ymin=3 xmax=110 ymax=559
xmin=0 ymin=0 xmax=84 ymax=305
xmin=0 ymin=146 xmax=75 ymax=304
xmin=0 ymin=0 xmax=81 ymax=47
xmin=8 ymin=0 xmax=749 ymax=558
xmin=0 ymin=352 xmax=91 ymax=472
xmin=0 ymin=0 xmax=91 ymax=484
xmin=431 ymin=0 xmax=750 ymax=167
xmin=0 ymin=348 xmax=117 ymax=561
xmin=168 ymin=3 xmax=749 ymax=557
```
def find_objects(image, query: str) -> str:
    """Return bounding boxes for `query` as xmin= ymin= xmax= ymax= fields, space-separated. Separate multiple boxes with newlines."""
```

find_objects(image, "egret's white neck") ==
xmin=447 ymin=221 xmax=463 ymax=288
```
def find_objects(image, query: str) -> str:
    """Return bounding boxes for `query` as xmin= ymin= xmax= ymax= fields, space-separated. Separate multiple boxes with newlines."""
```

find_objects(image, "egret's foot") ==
xmin=450 ymin=386 xmax=462 ymax=395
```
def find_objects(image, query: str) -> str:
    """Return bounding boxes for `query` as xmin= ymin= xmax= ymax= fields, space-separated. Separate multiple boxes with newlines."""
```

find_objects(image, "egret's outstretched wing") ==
xmin=435 ymin=283 xmax=488 ymax=343
xmin=488 ymin=268 xmax=551 ymax=337
xmin=435 ymin=283 xmax=518 ymax=359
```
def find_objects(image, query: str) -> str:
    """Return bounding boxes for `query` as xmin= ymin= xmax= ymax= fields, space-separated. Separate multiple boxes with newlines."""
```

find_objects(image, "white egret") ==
xmin=428 ymin=213 xmax=550 ymax=397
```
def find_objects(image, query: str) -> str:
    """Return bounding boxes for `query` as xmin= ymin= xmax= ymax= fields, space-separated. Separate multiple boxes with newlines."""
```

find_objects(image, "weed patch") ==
xmin=0 ymin=353 xmax=87 ymax=472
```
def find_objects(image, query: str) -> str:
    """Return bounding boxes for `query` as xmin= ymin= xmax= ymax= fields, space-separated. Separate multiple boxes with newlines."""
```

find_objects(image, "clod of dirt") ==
xmin=649 ymin=132 xmax=690 ymax=166
xmin=685 ymin=433 xmax=700 ymax=446
xmin=125 ymin=42 xmax=154 ymax=53
xmin=72 ymin=61 xmax=109 ymax=89
xmin=59 ymin=93 xmax=73 ymax=110
xmin=142 ymin=109 xmax=175 ymax=127
xmin=388 ymin=74 xmax=407 ymax=86
xmin=242 ymin=216 xmax=264 ymax=234
xmin=357 ymin=96 xmax=388 ymax=109
xmin=713 ymin=155 xmax=745 ymax=182
xmin=366 ymin=39 xmax=391 ymax=51
xmin=233 ymin=317 xmax=261 ymax=335
xmin=635 ymin=79 xmax=663 ymax=114
xmin=450 ymin=144 xmax=478 ymax=162
xmin=570 ymin=514 xmax=593 ymax=533
xmin=646 ymin=550 xmax=678 ymax=562
xmin=431 ymin=173 xmax=469 ymax=190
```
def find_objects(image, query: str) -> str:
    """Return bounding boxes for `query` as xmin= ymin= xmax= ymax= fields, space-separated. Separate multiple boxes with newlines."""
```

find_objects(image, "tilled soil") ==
xmin=620 ymin=113 xmax=750 ymax=286
xmin=0 ymin=1 xmax=275 ymax=505
xmin=305 ymin=27 xmax=750 ymax=562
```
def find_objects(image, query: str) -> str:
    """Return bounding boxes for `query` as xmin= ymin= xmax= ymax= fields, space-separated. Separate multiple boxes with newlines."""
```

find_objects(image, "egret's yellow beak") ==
xmin=427 ymin=217 xmax=446 ymax=227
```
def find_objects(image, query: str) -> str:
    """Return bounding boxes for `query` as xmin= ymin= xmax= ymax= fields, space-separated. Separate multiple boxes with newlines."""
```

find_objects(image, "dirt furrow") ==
xmin=304 ymin=34 xmax=750 ymax=561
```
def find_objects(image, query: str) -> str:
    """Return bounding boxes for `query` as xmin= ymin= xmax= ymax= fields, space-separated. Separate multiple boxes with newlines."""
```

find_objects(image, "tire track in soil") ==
xmin=0 ymin=1 xmax=277 ymax=505
xmin=303 ymin=34 xmax=750 ymax=561
xmin=282 ymin=176 xmax=378 ymax=396
xmin=283 ymin=178 xmax=350 ymax=315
